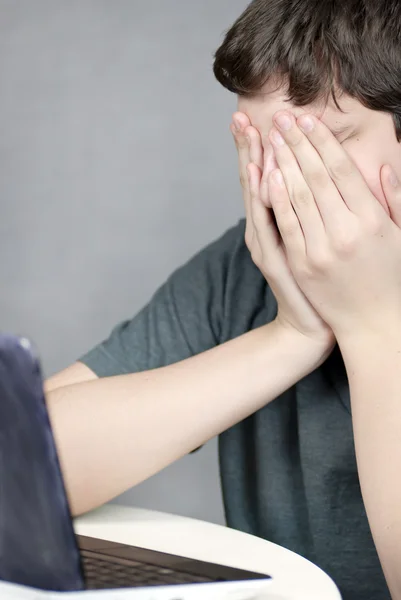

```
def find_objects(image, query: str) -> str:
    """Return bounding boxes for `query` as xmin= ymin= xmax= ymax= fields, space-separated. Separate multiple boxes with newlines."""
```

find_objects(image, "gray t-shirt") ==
xmin=80 ymin=220 xmax=389 ymax=600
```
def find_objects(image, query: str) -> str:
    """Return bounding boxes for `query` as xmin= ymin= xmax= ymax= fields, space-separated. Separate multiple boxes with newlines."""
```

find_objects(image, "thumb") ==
xmin=381 ymin=165 xmax=401 ymax=227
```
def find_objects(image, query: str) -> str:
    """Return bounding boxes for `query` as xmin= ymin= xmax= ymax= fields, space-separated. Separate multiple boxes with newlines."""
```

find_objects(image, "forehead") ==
xmin=237 ymin=81 xmax=362 ymax=131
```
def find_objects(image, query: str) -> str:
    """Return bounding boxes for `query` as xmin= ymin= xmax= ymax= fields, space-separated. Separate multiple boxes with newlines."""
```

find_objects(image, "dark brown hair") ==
xmin=213 ymin=0 xmax=401 ymax=141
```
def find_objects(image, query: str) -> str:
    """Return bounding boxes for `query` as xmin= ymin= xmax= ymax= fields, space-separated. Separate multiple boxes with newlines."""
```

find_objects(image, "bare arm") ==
xmin=46 ymin=321 xmax=332 ymax=517
xmin=338 ymin=327 xmax=401 ymax=600
xmin=45 ymin=362 xmax=98 ymax=393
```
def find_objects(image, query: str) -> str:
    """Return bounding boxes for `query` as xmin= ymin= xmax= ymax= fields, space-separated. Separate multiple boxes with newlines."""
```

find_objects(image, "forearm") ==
xmin=339 ymin=326 xmax=401 ymax=600
xmin=47 ymin=321 xmax=330 ymax=516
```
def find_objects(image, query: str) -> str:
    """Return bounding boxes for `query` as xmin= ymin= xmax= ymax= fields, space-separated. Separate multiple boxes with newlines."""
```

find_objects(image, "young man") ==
xmin=44 ymin=1 xmax=401 ymax=598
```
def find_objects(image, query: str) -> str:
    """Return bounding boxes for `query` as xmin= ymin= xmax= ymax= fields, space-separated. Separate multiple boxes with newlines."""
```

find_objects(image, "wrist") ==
xmin=271 ymin=319 xmax=335 ymax=369
xmin=335 ymin=319 xmax=401 ymax=354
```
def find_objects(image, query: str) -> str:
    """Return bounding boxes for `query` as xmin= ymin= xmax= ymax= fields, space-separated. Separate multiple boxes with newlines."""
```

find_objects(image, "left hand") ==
xmin=264 ymin=110 xmax=401 ymax=340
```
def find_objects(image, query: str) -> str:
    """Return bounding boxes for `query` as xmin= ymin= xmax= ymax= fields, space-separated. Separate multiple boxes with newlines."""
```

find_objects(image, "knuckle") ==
xmin=250 ymin=246 xmax=261 ymax=267
xmin=239 ymin=172 xmax=248 ymax=190
xmin=281 ymin=218 xmax=299 ymax=237
xmin=307 ymin=169 xmax=329 ymax=189
xmin=331 ymin=219 xmax=360 ymax=255
xmin=244 ymin=229 xmax=253 ymax=250
xmin=309 ymin=251 xmax=331 ymax=272
xmin=263 ymin=259 xmax=281 ymax=281
xmin=329 ymin=158 xmax=354 ymax=181
xmin=236 ymin=134 xmax=248 ymax=151
xmin=364 ymin=211 xmax=383 ymax=235
xmin=297 ymin=262 xmax=315 ymax=280
xmin=293 ymin=188 xmax=312 ymax=207
xmin=333 ymin=233 xmax=358 ymax=256
xmin=289 ymin=133 xmax=304 ymax=148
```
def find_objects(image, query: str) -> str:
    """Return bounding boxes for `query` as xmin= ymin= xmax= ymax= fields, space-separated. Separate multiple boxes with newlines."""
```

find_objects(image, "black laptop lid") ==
xmin=0 ymin=334 xmax=84 ymax=591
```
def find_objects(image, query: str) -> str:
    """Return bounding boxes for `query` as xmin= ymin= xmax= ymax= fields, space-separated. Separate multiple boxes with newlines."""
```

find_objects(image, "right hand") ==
xmin=231 ymin=112 xmax=336 ymax=351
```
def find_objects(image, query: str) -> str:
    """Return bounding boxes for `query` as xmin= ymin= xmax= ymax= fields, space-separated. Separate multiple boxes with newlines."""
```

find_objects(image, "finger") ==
xmin=381 ymin=165 xmax=401 ymax=228
xmin=295 ymin=113 xmax=377 ymax=218
xmin=231 ymin=122 xmax=252 ymax=244
xmin=268 ymin=168 xmax=306 ymax=261
xmin=269 ymin=128 xmax=328 ymax=257
xmin=271 ymin=112 xmax=350 ymax=238
xmin=245 ymin=126 xmax=263 ymax=171
xmin=261 ymin=135 xmax=280 ymax=208
xmin=245 ymin=126 xmax=265 ymax=235
xmin=231 ymin=113 xmax=252 ymax=242
xmin=247 ymin=162 xmax=282 ymax=271
xmin=232 ymin=112 xmax=252 ymax=169
xmin=232 ymin=111 xmax=251 ymax=134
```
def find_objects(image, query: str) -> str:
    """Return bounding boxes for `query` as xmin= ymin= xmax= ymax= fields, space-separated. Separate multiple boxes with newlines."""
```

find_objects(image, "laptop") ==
xmin=0 ymin=334 xmax=273 ymax=597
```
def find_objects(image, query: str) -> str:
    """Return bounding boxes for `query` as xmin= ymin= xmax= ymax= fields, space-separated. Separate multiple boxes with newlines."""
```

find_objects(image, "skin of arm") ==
xmin=45 ymin=362 xmax=98 ymax=393
xmin=255 ymin=104 xmax=401 ymax=598
xmin=338 ymin=327 xmax=401 ymax=600
xmin=45 ymin=321 xmax=332 ymax=517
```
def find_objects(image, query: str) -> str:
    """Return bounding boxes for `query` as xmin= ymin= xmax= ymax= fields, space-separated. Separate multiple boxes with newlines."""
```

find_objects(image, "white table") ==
xmin=74 ymin=504 xmax=342 ymax=600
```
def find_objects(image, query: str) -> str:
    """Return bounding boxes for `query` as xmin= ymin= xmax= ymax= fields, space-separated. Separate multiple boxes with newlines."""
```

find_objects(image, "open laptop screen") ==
xmin=0 ymin=334 xmax=84 ymax=592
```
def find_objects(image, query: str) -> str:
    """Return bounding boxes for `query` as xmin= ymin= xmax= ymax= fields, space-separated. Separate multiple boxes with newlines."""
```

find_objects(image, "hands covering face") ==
xmin=232 ymin=110 xmax=401 ymax=340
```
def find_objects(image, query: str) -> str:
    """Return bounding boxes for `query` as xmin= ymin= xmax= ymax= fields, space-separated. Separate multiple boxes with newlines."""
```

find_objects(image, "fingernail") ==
xmin=275 ymin=114 xmax=292 ymax=131
xmin=298 ymin=116 xmax=315 ymax=133
xmin=389 ymin=169 xmax=399 ymax=188
xmin=233 ymin=117 xmax=241 ymax=132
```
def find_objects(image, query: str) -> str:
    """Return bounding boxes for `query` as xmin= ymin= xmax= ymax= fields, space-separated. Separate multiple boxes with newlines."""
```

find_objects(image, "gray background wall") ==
xmin=0 ymin=0 xmax=250 ymax=525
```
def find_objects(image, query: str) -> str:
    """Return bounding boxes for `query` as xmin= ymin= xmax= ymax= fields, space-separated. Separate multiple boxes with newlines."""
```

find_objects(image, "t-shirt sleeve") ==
xmin=79 ymin=221 xmax=245 ymax=377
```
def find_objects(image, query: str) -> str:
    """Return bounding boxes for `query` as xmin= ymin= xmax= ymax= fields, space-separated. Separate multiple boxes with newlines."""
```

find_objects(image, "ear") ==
xmin=381 ymin=165 xmax=401 ymax=228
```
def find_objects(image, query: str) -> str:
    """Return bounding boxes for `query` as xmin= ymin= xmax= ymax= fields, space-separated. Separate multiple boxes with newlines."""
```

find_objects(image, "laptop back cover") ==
xmin=0 ymin=334 xmax=84 ymax=591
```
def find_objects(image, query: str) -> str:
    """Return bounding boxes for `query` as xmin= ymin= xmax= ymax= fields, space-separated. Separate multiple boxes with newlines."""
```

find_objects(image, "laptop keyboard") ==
xmin=81 ymin=551 xmax=215 ymax=590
